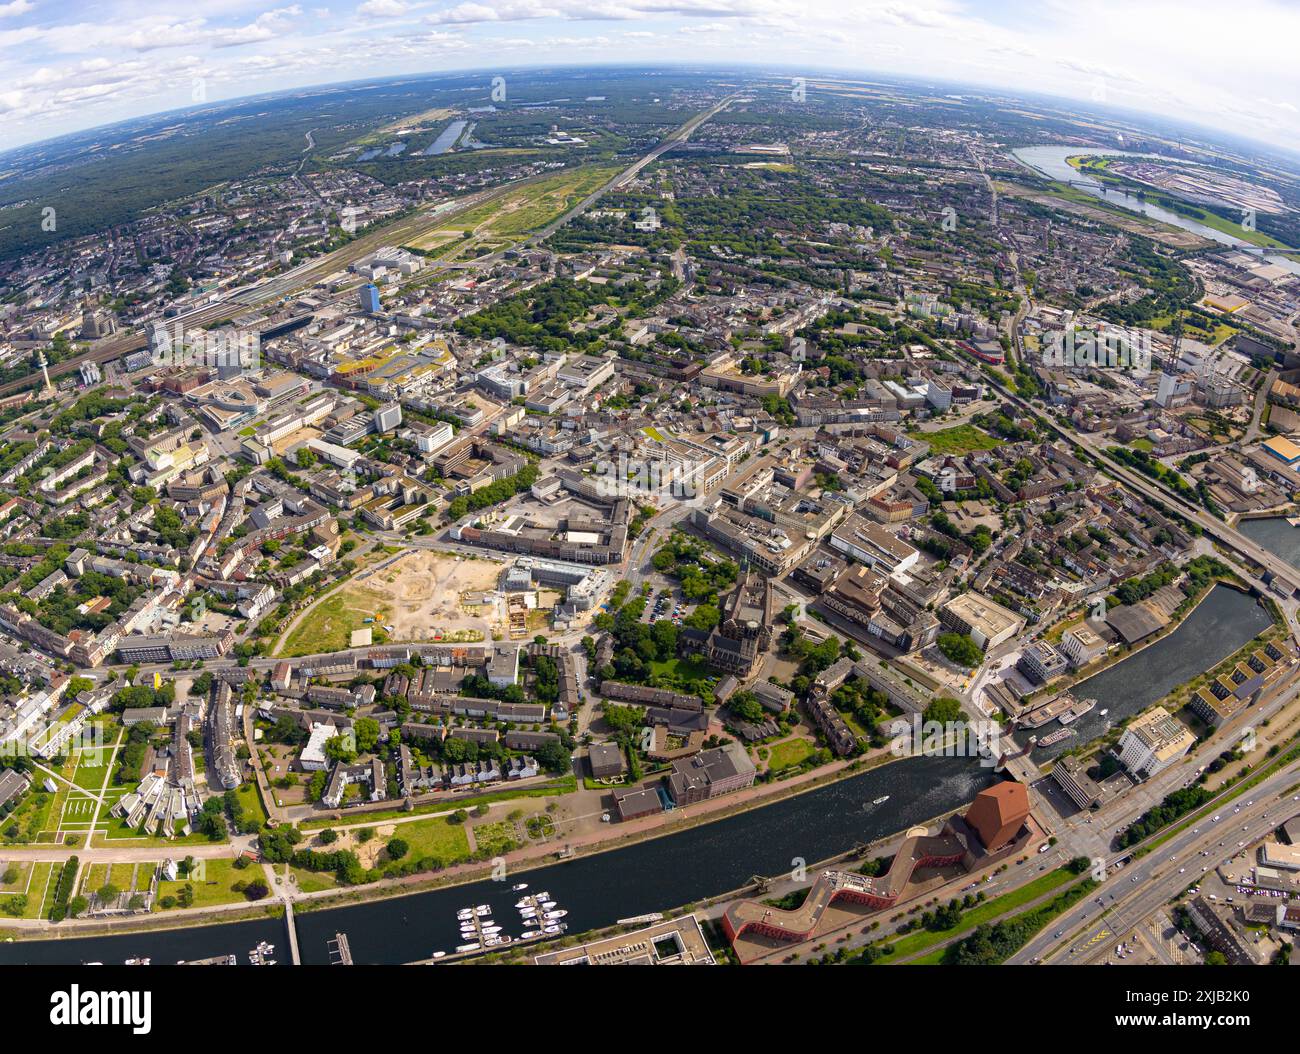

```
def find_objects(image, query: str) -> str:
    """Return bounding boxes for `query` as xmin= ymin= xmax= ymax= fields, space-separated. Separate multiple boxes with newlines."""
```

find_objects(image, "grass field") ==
xmin=1148 ymin=312 xmax=1236 ymax=347
xmin=156 ymin=859 xmax=250 ymax=911
xmin=866 ymin=866 xmax=1076 ymax=964
xmin=647 ymin=655 xmax=712 ymax=683
xmin=95 ymin=813 xmax=223 ymax=847
xmin=233 ymin=782 xmax=268 ymax=829
xmin=278 ymin=589 xmax=384 ymax=657
xmin=407 ymin=164 xmax=620 ymax=255
xmin=766 ymin=738 xmax=814 ymax=773
xmin=299 ymin=775 xmax=577 ymax=830
xmin=0 ymin=861 xmax=55 ymax=919
xmin=913 ymin=424 xmax=1000 ymax=456
xmin=290 ymin=866 xmax=338 ymax=893
xmin=394 ymin=816 xmax=473 ymax=863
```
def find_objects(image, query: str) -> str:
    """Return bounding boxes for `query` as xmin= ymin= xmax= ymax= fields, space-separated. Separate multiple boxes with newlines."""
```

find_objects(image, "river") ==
xmin=0 ymin=754 xmax=994 ymax=965
xmin=8 ymin=586 xmax=1265 ymax=963
xmin=1011 ymin=145 xmax=1300 ymax=277
xmin=1016 ymin=585 xmax=1272 ymax=761
xmin=1238 ymin=517 xmax=1300 ymax=570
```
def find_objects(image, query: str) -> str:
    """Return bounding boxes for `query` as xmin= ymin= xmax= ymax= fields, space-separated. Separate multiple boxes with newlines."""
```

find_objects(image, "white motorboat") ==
xmin=542 ymin=925 xmax=563 ymax=934
xmin=534 ymin=891 xmax=550 ymax=901
xmin=543 ymin=909 xmax=568 ymax=920
xmin=431 ymin=951 xmax=447 ymax=959
xmin=474 ymin=905 xmax=492 ymax=915
xmin=514 ymin=899 xmax=532 ymax=909
xmin=512 ymin=883 xmax=528 ymax=892
xmin=457 ymin=909 xmax=475 ymax=919
xmin=456 ymin=942 xmax=481 ymax=953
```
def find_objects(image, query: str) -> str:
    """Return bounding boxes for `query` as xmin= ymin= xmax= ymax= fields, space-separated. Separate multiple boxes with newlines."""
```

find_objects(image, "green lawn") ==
xmin=0 ymin=861 xmax=55 ymax=919
xmin=233 ymin=782 xmax=268 ymax=828
xmin=391 ymin=816 xmax=473 ymax=863
xmin=156 ymin=859 xmax=252 ymax=910
xmin=766 ymin=738 xmax=814 ymax=773
xmin=911 ymin=424 xmax=1000 ymax=456
xmin=868 ymin=866 xmax=1075 ymax=964
xmin=298 ymin=776 xmax=577 ymax=830
xmin=647 ymin=655 xmax=713 ymax=682
xmin=0 ymin=860 xmax=32 ymax=892
xmin=96 ymin=813 xmax=225 ymax=847
xmin=290 ymin=866 xmax=338 ymax=893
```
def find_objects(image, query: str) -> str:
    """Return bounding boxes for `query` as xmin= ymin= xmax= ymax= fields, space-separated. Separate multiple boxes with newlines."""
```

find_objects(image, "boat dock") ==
xmin=327 ymin=932 xmax=353 ymax=965
xmin=1016 ymin=692 xmax=1079 ymax=729
xmin=284 ymin=901 xmax=301 ymax=965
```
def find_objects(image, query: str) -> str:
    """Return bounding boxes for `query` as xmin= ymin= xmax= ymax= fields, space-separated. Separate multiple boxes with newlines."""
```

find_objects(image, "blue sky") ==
xmin=1 ymin=0 xmax=1298 ymax=153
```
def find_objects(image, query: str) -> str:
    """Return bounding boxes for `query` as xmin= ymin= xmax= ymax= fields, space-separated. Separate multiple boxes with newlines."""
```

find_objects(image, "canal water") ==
xmin=1238 ymin=517 xmax=1300 ymax=571
xmin=12 ymin=588 xmax=1265 ymax=963
xmin=1011 ymin=145 xmax=1300 ymax=277
xmin=0 ymin=754 xmax=994 ymax=965
xmin=420 ymin=120 xmax=467 ymax=157
xmin=0 ymin=916 xmax=286 ymax=967
xmin=1017 ymin=585 xmax=1273 ymax=761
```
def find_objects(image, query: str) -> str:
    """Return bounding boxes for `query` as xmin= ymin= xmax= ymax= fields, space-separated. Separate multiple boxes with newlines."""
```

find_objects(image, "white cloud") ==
xmin=358 ymin=0 xmax=412 ymax=17
xmin=0 ymin=0 xmax=1297 ymax=154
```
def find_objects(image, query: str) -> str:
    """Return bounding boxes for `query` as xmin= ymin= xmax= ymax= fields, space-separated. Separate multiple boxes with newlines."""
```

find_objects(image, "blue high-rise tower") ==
xmin=360 ymin=283 xmax=381 ymax=313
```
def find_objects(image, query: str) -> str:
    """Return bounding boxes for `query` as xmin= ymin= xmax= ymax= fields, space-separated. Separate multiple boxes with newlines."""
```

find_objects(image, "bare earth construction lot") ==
xmin=277 ymin=550 xmax=502 ymax=655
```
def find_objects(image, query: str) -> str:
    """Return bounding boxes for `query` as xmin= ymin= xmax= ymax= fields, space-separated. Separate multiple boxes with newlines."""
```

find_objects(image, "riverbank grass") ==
xmin=864 ymin=865 xmax=1077 ymax=964
xmin=156 ymin=859 xmax=248 ymax=911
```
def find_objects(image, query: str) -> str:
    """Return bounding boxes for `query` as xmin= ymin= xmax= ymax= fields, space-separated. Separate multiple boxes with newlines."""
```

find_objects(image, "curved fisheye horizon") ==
xmin=5 ymin=58 xmax=1299 ymax=167
xmin=1 ymin=0 xmax=1298 ymax=153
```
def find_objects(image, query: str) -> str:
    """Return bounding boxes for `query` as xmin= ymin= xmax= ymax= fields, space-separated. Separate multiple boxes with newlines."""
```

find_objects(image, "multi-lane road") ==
xmin=1014 ymin=758 xmax=1300 ymax=963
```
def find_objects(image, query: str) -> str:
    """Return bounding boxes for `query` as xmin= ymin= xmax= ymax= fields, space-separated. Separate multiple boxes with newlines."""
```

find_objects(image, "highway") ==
xmin=1013 ymin=757 xmax=1300 ymax=963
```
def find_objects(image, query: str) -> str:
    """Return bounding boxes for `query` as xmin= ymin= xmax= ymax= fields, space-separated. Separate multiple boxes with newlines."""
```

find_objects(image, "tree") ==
xmin=308 ymin=770 xmax=328 ymax=801
xmin=386 ymin=837 xmax=408 ymax=859
xmin=325 ymin=734 xmax=357 ymax=765
xmin=728 ymin=691 xmax=765 ymax=723
xmin=353 ymin=717 xmax=381 ymax=754
xmin=319 ymin=828 xmax=338 ymax=845
xmin=924 ymin=696 xmax=964 ymax=724
xmin=536 ymin=740 xmax=571 ymax=774
xmin=937 ymin=633 xmax=984 ymax=669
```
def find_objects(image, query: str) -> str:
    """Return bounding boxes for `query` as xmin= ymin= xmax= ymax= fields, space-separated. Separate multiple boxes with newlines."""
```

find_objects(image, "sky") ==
xmin=1 ymin=0 xmax=1298 ymax=154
